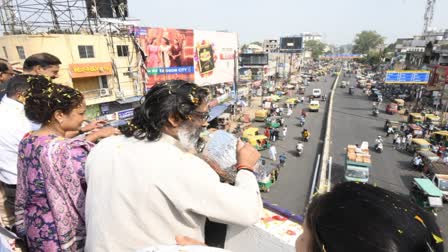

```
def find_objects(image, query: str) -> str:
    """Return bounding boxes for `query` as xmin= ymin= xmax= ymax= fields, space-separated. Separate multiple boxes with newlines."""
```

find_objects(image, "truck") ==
xmin=345 ymin=142 xmax=371 ymax=183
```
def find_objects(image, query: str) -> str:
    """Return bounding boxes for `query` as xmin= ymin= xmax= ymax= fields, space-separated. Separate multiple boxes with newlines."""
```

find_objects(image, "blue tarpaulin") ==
xmin=208 ymin=104 xmax=230 ymax=122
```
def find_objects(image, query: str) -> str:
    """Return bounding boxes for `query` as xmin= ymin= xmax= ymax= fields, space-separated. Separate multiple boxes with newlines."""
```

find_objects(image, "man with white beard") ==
xmin=84 ymin=80 xmax=263 ymax=251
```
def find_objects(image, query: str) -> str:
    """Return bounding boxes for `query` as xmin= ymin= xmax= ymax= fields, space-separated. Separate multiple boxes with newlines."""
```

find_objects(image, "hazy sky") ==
xmin=129 ymin=0 xmax=448 ymax=45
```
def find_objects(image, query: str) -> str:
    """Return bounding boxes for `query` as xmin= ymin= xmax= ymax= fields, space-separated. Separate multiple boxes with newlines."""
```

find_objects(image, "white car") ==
xmin=312 ymin=88 xmax=322 ymax=98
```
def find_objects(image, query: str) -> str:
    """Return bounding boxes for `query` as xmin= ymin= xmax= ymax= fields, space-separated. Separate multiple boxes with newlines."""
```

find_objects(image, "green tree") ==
xmin=304 ymin=40 xmax=326 ymax=60
xmin=352 ymin=31 xmax=384 ymax=54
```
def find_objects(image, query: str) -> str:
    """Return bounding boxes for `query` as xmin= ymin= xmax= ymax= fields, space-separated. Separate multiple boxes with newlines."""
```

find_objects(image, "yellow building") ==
xmin=0 ymin=33 xmax=143 ymax=119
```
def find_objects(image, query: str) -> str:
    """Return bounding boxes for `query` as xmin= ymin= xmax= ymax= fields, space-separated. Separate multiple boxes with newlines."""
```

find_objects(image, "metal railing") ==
xmin=308 ymin=154 xmax=321 ymax=203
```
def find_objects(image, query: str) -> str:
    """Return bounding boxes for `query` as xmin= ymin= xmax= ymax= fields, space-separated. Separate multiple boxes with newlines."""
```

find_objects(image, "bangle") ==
xmin=237 ymin=168 xmax=254 ymax=174
xmin=236 ymin=164 xmax=252 ymax=170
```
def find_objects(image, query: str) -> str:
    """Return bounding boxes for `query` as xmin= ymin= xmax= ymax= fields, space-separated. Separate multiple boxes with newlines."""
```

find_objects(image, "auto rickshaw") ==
xmin=425 ymin=114 xmax=441 ymax=126
xmin=242 ymin=127 xmax=260 ymax=139
xmin=265 ymin=116 xmax=282 ymax=128
xmin=408 ymin=124 xmax=423 ymax=138
xmin=431 ymin=131 xmax=448 ymax=147
xmin=298 ymin=86 xmax=306 ymax=94
xmin=285 ymin=98 xmax=298 ymax=106
xmin=408 ymin=113 xmax=424 ymax=124
xmin=256 ymin=162 xmax=277 ymax=192
xmin=254 ymin=109 xmax=269 ymax=122
xmin=417 ymin=150 xmax=440 ymax=171
xmin=243 ymin=135 xmax=271 ymax=151
xmin=410 ymin=177 xmax=444 ymax=210
xmin=407 ymin=138 xmax=431 ymax=153
xmin=386 ymin=103 xmax=398 ymax=114
xmin=394 ymin=99 xmax=405 ymax=110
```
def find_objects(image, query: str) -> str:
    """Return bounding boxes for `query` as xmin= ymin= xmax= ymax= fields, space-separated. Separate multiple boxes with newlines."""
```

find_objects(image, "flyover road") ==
xmin=330 ymin=75 xmax=448 ymax=248
xmin=258 ymin=75 xmax=335 ymax=215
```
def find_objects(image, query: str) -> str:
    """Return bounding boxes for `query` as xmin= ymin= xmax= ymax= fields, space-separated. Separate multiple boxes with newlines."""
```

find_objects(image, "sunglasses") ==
xmin=191 ymin=111 xmax=210 ymax=121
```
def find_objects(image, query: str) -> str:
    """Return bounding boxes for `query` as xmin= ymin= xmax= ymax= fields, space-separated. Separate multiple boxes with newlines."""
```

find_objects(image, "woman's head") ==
xmin=149 ymin=37 xmax=156 ymax=45
xmin=24 ymin=76 xmax=85 ymax=131
xmin=297 ymin=182 xmax=444 ymax=252
xmin=120 ymin=80 xmax=209 ymax=148
xmin=162 ymin=37 xmax=170 ymax=45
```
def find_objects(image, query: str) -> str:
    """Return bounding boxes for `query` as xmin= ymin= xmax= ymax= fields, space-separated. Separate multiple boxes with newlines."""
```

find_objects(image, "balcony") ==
xmin=80 ymin=88 xmax=116 ymax=105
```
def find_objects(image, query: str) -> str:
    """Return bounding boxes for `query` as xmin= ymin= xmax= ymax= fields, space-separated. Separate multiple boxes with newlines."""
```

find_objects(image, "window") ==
xmin=99 ymin=76 xmax=108 ymax=89
xmin=78 ymin=45 xmax=95 ymax=58
xmin=117 ymin=45 xmax=129 ymax=57
xmin=2 ymin=46 xmax=8 ymax=59
xmin=16 ymin=46 xmax=25 ymax=59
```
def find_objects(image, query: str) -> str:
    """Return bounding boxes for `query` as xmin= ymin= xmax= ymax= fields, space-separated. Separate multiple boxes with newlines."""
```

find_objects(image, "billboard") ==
xmin=384 ymin=70 xmax=430 ymax=84
xmin=240 ymin=53 xmax=269 ymax=66
xmin=193 ymin=30 xmax=238 ymax=86
xmin=279 ymin=37 xmax=303 ymax=52
xmin=135 ymin=27 xmax=237 ymax=88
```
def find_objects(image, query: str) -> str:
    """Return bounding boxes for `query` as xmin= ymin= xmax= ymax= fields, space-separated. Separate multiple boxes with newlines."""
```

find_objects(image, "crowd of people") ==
xmin=0 ymin=55 xmax=445 ymax=252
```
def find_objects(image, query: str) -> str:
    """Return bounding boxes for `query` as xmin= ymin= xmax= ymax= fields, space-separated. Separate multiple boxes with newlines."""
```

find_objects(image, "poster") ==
xmin=193 ymin=30 xmax=238 ymax=86
xmin=135 ymin=27 xmax=195 ymax=88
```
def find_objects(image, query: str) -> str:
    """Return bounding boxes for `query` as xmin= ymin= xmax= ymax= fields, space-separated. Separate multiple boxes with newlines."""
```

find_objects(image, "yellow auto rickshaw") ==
xmin=407 ymin=138 xmax=431 ymax=153
xmin=425 ymin=114 xmax=441 ymax=126
xmin=431 ymin=131 xmax=448 ymax=147
xmin=254 ymin=110 xmax=269 ymax=122
xmin=408 ymin=113 xmax=424 ymax=124
xmin=286 ymin=98 xmax=298 ymax=105
xmin=242 ymin=127 xmax=260 ymax=139
xmin=243 ymin=135 xmax=271 ymax=151
xmin=394 ymin=99 xmax=405 ymax=110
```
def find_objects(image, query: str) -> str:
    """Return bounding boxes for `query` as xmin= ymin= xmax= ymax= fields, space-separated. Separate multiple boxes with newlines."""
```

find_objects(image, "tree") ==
xmin=304 ymin=40 xmax=326 ymax=60
xmin=352 ymin=31 xmax=384 ymax=54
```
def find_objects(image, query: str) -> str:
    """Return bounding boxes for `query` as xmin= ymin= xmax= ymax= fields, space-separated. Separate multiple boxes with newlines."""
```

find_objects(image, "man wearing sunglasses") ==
xmin=84 ymin=80 xmax=263 ymax=251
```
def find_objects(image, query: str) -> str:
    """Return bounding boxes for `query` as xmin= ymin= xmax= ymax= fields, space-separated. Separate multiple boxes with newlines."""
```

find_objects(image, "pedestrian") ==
xmin=279 ymin=153 xmax=287 ymax=168
xmin=264 ymin=127 xmax=271 ymax=139
xmin=287 ymin=107 xmax=292 ymax=117
xmin=269 ymin=145 xmax=277 ymax=161
xmin=400 ymin=135 xmax=407 ymax=150
xmin=280 ymin=117 xmax=285 ymax=126
xmin=282 ymin=125 xmax=288 ymax=140
xmin=272 ymin=129 xmax=279 ymax=142
xmin=406 ymin=133 xmax=413 ymax=148
xmin=395 ymin=136 xmax=402 ymax=150
xmin=270 ymin=128 xmax=275 ymax=141
xmin=393 ymin=132 xmax=399 ymax=145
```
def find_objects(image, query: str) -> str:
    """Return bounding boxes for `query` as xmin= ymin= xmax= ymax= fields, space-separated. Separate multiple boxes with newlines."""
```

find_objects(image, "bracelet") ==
xmin=237 ymin=168 xmax=255 ymax=174
xmin=236 ymin=163 xmax=251 ymax=170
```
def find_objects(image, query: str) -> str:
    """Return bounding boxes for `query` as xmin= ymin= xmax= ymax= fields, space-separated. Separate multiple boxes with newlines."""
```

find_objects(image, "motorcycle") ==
xmin=372 ymin=109 xmax=379 ymax=116
xmin=296 ymin=146 xmax=304 ymax=156
xmin=375 ymin=142 xmax=383 ymax=153
xmin=299 ymin=119 xmax=305 ymax=127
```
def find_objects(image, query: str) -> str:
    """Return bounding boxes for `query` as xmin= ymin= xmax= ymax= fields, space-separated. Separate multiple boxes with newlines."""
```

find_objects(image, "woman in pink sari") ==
xmin=15 ymin=76 xmax=118 ymax=251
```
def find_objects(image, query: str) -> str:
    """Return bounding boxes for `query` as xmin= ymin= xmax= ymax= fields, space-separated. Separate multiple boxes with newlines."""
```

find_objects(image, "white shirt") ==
xmin=0 ymin=96 xmax=40 ymax=185
xmin=84 ymin=134 xmax=262 ymax=251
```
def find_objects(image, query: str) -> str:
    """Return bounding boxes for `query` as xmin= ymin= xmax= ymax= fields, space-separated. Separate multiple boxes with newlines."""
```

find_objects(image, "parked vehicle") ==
xmin=408 ymin=113 xmax=424 ymax=124
xmin=425 ymin=114 xmax=441 ymax=126
xmin=425 ymin=161 xmax=448 ymax=201
xmin=407 ymin=139 xmax=431 ymax=153
xmin=255 ymin=110 xmax=269 ymax=122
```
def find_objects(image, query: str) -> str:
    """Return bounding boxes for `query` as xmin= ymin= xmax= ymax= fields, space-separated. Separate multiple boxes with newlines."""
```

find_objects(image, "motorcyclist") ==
xmin=279 ymin=153 xmax=287 ymax=168
xmin=375 ymin=136 xmax=383 ymax=145
xmin=296 ymin=142 xmax=304 ymax=152
xmin=302 ymin=129 xmax=310 ymax=140
xmin=299 ymin=115 xmax=306 ymax=124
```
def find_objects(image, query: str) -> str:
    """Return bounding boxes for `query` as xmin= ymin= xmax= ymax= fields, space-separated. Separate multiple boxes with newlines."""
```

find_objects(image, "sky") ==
xmin=128 ymin=0 xmax=448 ymax=45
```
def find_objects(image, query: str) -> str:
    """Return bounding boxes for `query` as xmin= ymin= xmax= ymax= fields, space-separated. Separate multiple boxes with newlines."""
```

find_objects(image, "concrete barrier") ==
xmin=318 ymin=71 xmax=341 ymax=193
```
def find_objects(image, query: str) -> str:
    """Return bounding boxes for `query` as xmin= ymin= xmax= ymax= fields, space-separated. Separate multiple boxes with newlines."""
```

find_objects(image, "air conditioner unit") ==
xmin=100 ymin=88 xmax=110 ymax=97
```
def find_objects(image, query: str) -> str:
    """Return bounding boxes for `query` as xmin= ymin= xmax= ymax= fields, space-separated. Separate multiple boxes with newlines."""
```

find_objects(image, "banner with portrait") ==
xmin=134 ymin=27 xmax=195 ymax=88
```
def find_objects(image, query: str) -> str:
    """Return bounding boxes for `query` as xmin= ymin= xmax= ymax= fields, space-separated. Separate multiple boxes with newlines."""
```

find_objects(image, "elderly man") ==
xmin=84 ymin=80 xmax=263 ymax=251
xmin=0 ymin=60 xmax=15 ymax=100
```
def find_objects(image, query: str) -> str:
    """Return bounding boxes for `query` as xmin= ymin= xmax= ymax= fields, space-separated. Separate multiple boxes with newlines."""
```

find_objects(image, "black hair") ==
xmin=305 ymin=182 xmax=444 ymax=252
xmin=120 ymin=79 xmax=209 ymax=141
xmin=0 ymin=61 xmax=9 ymax=73
xmin=23 ymin=53 xmax=61 ymax=71
xmin=24 ymin=76 xmax=84 ymax=125
xmin=5 ymin=74 xmax=32 ymax=98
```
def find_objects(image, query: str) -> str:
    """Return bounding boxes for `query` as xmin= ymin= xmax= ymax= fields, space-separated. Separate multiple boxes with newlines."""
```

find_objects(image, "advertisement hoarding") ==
xmin=384 ymin=70 xmax=430 ymax=84
xmin=135 ymin=27 xmax=237 ymax=88
xmin=279 ymin=37 xmax=303 ymax=52
xmin=193 ymin=30 xmax=238 ymax=86
xmin=240 ymin=53 xmax=268 ymax=66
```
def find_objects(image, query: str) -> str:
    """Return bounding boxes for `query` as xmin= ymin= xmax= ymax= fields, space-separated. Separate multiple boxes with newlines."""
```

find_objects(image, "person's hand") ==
xmin=81 ymin=120 xmax=107 ymax=132
xmin=175 ymin=235 xmax=205 ymax=246
xmin=94 ymin=127 xmax=121 ymax=138
xmin=236 ymin=140 xmax=261 ymax=171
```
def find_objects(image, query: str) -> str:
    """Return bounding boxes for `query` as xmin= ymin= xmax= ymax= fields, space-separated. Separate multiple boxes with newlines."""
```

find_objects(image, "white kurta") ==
xmin=84 ymin=134 xmax=262 ymax=251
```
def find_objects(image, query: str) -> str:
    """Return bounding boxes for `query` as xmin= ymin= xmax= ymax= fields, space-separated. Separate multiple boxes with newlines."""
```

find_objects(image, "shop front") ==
xmin=69 ymin=62 xmax=114 ymax=101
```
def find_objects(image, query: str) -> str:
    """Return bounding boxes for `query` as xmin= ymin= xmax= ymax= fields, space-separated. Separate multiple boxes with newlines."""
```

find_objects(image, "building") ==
xmin=262 ymin=39 xmax=278 ymax=53
xmin=301 ymin=32 xmax=322 ymax=42
xmin=0 ymin=33 xmax=142 ymax=119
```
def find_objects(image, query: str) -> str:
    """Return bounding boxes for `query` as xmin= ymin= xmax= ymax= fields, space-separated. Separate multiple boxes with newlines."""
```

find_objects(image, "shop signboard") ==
xmin=116 ymin=108 xmax=134 ymax=120
xmin=69 ymin=62 xmax=113 ymax=78
xmin=134 ymin=27 xmax=237 ymax=88
xmin=384 ymin=70 xmax=430 ymax=84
